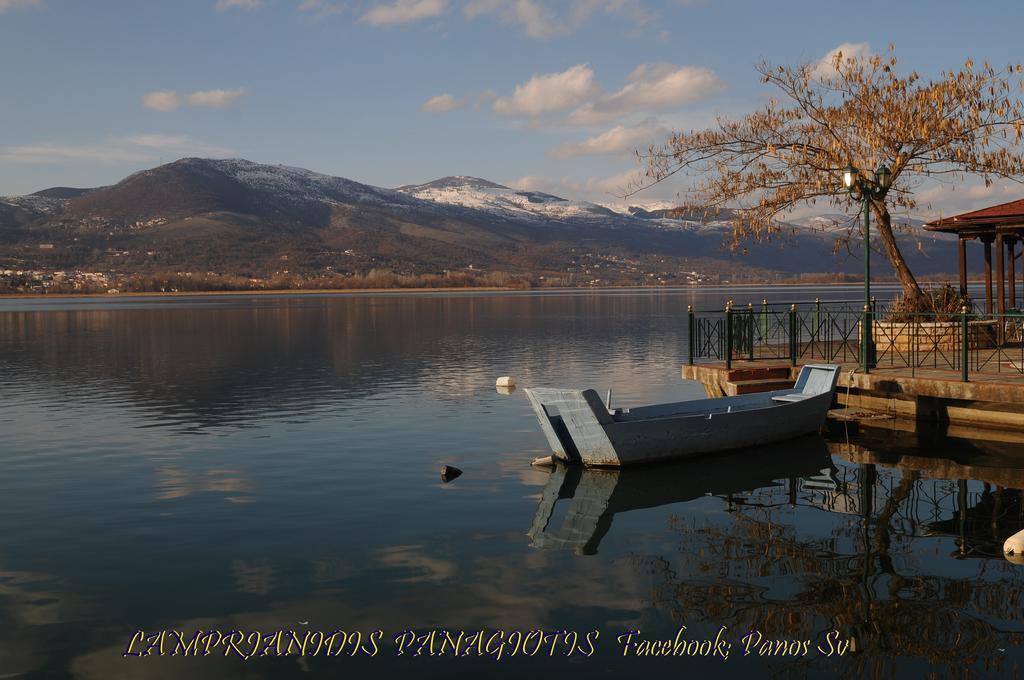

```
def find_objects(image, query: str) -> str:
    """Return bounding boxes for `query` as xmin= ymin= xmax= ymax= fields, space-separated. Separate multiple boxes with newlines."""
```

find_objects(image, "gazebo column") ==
xmin=983 ymin=236 xmax=993 ymax=315
xmin=1011 ymin=238 xmax=1018 ymax=309
xmin=958 ymin=237 xmax=968 ymax=297
xmin=997 ymin=233 xmax=1006 ymax=316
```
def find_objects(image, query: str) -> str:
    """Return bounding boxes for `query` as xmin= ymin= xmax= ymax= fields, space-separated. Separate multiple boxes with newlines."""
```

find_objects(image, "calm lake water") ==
xmin=2 ymin=285 xmax=1023 ymax=679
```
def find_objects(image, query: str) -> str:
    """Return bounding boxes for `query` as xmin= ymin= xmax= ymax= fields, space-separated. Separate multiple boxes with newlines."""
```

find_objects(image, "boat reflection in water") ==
xmin=526 ymin=424 xmax=1024 ymax=673
xmin=528 ymin=434 xmax=834 ymax=554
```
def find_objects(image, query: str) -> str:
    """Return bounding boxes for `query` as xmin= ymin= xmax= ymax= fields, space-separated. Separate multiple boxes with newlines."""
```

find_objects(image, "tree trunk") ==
xmin=871 ymin=199 xmax=925 ymax=304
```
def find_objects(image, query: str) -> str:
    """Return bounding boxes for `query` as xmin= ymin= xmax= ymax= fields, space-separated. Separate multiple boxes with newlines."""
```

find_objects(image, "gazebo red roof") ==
xmin=925 ymin=198 xmax=1024 ymax=233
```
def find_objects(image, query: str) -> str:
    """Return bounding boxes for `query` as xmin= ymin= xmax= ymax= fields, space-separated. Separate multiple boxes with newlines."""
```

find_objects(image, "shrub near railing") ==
xmin=885 ymin=284 xmax=971 ymax=321
xmin=875 ymin=286 xmax=996 ymax=354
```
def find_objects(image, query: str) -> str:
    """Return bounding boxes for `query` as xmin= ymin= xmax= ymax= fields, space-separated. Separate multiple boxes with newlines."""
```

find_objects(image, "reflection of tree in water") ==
xmin=642 ymin=462 xmax=1024 ymax=677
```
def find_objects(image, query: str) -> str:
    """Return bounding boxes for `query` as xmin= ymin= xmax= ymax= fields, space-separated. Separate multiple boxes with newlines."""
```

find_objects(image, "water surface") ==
xmin=1 ymin=285 xmax=1022 ymax=678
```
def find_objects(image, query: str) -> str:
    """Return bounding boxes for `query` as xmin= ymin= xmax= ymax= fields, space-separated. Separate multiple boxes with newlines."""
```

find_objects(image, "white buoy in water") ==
xmin=496 ymin=376 xmax=516 ymax=388
xmin=1003 ymin=529 xmax=1024 ymax=563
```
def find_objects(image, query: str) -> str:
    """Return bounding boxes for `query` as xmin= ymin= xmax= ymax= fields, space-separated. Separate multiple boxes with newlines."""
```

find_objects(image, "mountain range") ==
xmin=0 ymin=157 xmax=959 ymax=284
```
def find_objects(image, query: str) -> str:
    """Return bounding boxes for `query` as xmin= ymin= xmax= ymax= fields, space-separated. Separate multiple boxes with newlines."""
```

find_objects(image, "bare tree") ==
xmin=636 ymin=48 xmax=1024 ymax=303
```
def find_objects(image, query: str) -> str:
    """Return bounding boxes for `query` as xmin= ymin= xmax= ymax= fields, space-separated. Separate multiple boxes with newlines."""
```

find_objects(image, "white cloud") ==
xmin=142 ymin=91 xmax=182 ymax=112
xmin=0 ymin=0 xmax=40 ymax=14
xmin=505 ymin=0 xmax=558 ymax=38
xmin=420 ymin=93 xmax=464 ymax=113
xmin=493 ymin=64 xmax=599 ymax=118
xmin=186 ymin=88 xmax=247 ymax=108
xmin=126 ymin=134 xmax=234 ymax=156
xmin=0 ymin=135 xmax=233 ymax=165
xmin=465 ymin=0 xmax=560 ymax=38
xmin=509 ymin=174 xmax=569 ymax=193
xmin=510 ymin=168 xmax=656 ymax=202
xmin=473 ymin=89 xmax=497 ymax=108
xmin=143 ymin=88 xmax=246 ymax=112
xmin=567 ymin=63 xmax=724 ymax=125
xmin=464 ymin=0 xmax=654 ymax=38
xmin=216 ymin=0 xmax=262 ymax=10
xmin=298 ymin=0 xmax=347 ymax=17
xmin=810 ymin=42 xmax=872 ymax=80
xmin=119 ymin=134 xmax=232 ymax=156
xmin=915 ymin=180 xmax=1023 ymax=219
xmin=590 ymin=168 xmax=647 ymax=196
xmin=617 ymin=62 xmax=722 ymax=108
xmin=360 ymin=0 xmax=446 ymax=26
xmin=549 ymin=118 xmax=668 ymax=159
xmin=605 ymin=0 xmax=656 ymax=25
xmin=463 ymin=0 xmax=500 ymax=16
xmin=443 ymin=61 xmax=720 ymax=129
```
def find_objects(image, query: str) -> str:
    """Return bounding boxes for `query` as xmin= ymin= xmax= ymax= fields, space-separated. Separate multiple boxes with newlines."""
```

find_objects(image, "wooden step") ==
xmin=725 ymin=378 xmax=795 ymax=396
xmin=725 ymin=365 xmax=792 ymax=382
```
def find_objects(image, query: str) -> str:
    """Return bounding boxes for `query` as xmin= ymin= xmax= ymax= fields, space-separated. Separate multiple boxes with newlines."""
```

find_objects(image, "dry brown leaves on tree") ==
xmin=635 ymin=47 xmax=1024 ymax=300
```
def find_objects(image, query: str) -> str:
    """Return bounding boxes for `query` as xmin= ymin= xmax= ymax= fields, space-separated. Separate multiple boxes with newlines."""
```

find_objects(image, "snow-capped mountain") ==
xmin=0 ymin=158 xmax=957 ymax=280
xmin=121 ymin=157 xmax=426 ymax=214
xmin=787 ymin=212 xmax=929 ymax=234
xmin=0 ymin=193 xmax=66 ymax=215
xmin=393 ymin=176 xmax=760 ymax=234
xmin=395 ymin=176 xmax=622 ymax=223
xmin=790 ymin=213 xmax=858 ymax=232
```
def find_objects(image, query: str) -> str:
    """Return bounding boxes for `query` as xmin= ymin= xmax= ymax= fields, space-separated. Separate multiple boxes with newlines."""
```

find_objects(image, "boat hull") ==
xmin=524 ymin=364 xmax=840 ymax=467
xmin=597 ymin=390 xmax=832 ymax=466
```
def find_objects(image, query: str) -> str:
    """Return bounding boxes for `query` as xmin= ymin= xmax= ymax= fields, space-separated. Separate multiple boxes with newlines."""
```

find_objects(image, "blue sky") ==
xmin=2 ymin=0 xmax=1023 ymax=213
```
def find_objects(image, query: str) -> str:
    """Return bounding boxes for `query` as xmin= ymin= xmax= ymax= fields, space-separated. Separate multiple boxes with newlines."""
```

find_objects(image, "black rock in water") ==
xmin=440 ymin=465 xmax=462 ymax=483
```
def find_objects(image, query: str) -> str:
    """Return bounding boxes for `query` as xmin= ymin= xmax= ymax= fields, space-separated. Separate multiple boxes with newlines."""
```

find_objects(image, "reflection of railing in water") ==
xmin=719 ymin=462 xmax=1024 ymax=559
xmin=688 ymin=300 xmax=1024 ymax=379
xmin=643 ymin=459 xmax=1024 ymax=675
xmin=528 ymin=429 xmax=1024 ymax=673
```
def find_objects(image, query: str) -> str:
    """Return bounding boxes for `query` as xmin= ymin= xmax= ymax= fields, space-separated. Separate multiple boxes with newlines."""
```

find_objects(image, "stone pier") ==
xmin=682 ymin=361 xmax=1024 ymax=432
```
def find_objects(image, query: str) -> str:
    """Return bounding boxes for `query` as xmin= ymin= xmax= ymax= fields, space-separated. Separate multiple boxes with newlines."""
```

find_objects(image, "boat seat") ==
xmin=771 ymin=394 xmax=813 ymax=403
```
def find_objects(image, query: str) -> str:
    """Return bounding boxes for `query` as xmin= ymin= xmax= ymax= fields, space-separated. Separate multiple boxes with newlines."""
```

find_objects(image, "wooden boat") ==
xmin=524 ymin=363 xmax=841 ymax=467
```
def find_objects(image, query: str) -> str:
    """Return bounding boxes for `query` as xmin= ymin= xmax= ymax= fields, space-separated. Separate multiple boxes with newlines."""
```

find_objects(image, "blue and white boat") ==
xmin=524 ymin=364 xmax=841 ymax=467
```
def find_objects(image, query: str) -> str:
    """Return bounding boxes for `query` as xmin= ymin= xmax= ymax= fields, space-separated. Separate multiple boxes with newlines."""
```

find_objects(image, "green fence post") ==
xmin=814 ymin=297 xmax=821 ymax=350
xmin=761 ymin=298 xmax=769 ymax=342
xmin=789 ymin=303 xmax=797 ymax=367
xmin=725 ymin=303 xmax=733 ymax=371
xmin=862 ymin=303 xmax=872 ymax=374
xmin=961 ymin=304 xmax=969 ymax=382
xmin=687 ymin=304 xmax=694 ymax=366
xmin=871 ymin=297 xmax=878 ymax=367
xmin=747 ymin=303 xmax=755 ymax=360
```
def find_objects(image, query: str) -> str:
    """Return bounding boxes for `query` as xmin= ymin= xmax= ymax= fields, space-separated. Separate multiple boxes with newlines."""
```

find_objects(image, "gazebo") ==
xmin=924 ymin=198 xmax=1024 ymax=315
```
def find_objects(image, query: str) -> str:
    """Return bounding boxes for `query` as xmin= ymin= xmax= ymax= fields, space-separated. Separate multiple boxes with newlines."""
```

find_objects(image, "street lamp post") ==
xmin=843 ymin=162 xmax=892 ymax=372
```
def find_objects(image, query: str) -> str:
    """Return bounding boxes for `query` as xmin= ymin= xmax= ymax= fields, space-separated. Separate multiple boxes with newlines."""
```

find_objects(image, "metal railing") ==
xmin=686 ymin=299 xmax=1024 ymax=382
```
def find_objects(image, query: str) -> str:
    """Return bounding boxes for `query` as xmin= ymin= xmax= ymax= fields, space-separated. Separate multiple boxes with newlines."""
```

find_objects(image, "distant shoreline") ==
xmin=0 ymin=279 xmax=973 ymax=301
xmin=0 ymin=286 xmax=516 ymax=300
